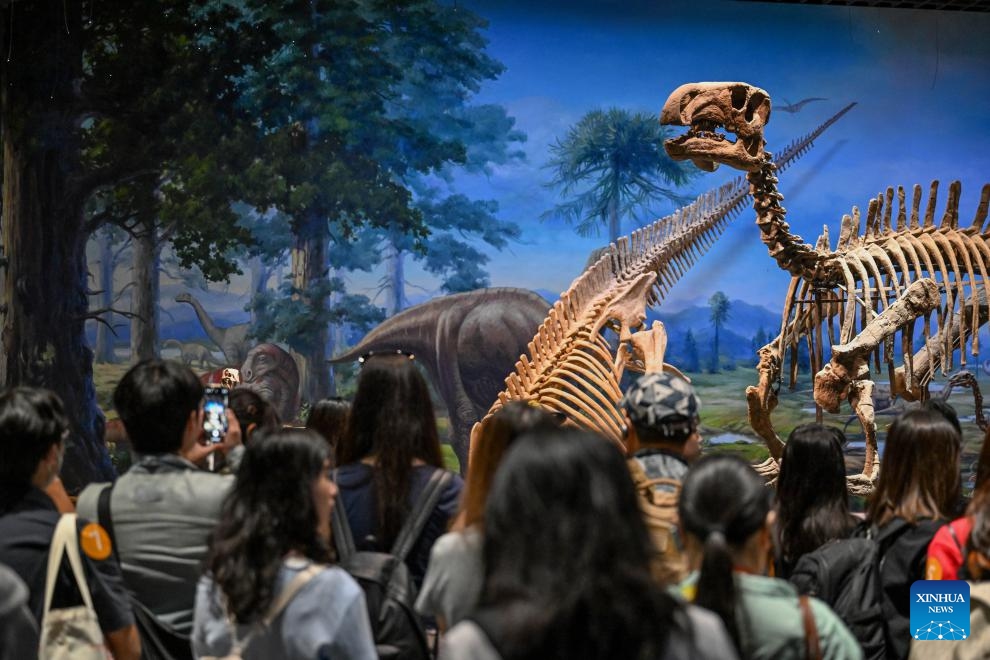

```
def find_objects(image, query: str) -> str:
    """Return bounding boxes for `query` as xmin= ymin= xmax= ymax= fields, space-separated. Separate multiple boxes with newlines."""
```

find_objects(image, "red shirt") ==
xmin=926 ymin=516 xmax=972 ymax=580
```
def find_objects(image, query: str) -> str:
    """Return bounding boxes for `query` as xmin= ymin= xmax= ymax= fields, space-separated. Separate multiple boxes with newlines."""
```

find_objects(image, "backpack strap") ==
xmin=225 ymin=563 xmax=324 ymax=658
xmin=948 ymin=519 xmax=966 ymax=554
xmin=391 ymin=470 xmax=453 ymax=561
xmin=42 ymin=514 xmax=97 ymax=620
xmin=799 ymin=595 xmax=822 ymax=660
xmin=262 ymin=563 xmax=324 ymax=626
xmin=330 ymin=469 xmax=358 ymax=562
xmin=96 ymin=483 xmax=119 ymax=564
xmin=871 ymin=518 xmax=912 ymax=571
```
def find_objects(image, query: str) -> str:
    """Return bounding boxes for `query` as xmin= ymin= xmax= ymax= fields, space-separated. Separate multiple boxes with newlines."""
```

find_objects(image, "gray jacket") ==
xmin=77 ymin=452 xmax=238 ymax=635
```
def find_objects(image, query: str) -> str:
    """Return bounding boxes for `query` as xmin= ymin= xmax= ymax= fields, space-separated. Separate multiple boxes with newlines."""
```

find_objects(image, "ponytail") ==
xmin=695 ymin=529 xmax=741 ymax=650
xmin=679 ymin=455 xmax=771 ymax=657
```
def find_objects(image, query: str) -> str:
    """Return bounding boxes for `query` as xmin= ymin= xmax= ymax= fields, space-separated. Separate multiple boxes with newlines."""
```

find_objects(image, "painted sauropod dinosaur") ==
xmin=240 ymin=343 xmax=301 ymax=423
xmin=472 ymin=104 xmax=852 ymax=462
xmin=330 ymin=288 xmax=551 ymax=470
xmin=174 ymin=292 xmax=252 ymax=366
xmin=660 ymin=81 xmax=990 ymax=492
xmin=162 ymin=338 xmax=223 ymax=368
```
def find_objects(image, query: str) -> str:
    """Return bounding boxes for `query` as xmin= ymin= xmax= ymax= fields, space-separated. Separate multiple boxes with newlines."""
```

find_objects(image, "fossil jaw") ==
xmin=661 ymin=82 xmax=771 ymax=172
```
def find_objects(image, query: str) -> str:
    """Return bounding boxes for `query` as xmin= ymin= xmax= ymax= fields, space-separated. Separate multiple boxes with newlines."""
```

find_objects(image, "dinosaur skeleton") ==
xmin=471 ymin=106 xmax=851 ymax=457
xmin=661 ymin=81 xmax=990 ymax=491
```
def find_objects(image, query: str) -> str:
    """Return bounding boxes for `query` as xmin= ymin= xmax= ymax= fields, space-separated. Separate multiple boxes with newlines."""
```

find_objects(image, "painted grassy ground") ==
xmin=94 ymin=361 xmax=985 ymax=487
xmin=687 ymin=366 xmax=987 ymax=497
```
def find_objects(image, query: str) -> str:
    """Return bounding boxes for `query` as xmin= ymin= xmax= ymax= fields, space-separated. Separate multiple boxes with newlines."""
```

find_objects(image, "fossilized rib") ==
xmin=763 ymin=167 xmax=990 ymax=391
xmin=478 ymin=107 xmax=853 ymax=446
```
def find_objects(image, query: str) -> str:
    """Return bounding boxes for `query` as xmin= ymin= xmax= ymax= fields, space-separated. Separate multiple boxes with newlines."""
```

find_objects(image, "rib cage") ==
xmin=770 ymin=175 xmax=990 ymax=391
xmin=477 ymin=108 xmax=853 ymax=445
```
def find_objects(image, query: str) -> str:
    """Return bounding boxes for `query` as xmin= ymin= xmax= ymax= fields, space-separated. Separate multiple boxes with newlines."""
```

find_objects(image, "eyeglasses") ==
xmin=357 ymin=349 xmax=415 ymax=364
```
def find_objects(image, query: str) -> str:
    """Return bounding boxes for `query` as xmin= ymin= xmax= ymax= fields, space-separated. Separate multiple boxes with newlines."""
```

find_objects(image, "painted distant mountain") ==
xmin=651 ymin=299 xmax=782 ymax=365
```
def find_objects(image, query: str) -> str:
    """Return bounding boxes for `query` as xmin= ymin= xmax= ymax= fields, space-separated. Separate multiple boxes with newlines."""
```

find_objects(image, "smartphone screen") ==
xmin=203 ymin=386 xmax=229 ymax=443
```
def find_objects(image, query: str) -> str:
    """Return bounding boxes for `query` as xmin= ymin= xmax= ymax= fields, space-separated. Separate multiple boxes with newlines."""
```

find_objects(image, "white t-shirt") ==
xmin=415 ymin=527 xmax=484 ymax=628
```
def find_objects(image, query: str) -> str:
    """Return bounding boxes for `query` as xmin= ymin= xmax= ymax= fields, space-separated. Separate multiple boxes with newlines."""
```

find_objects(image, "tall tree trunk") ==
xmin=291 ymin=208 xmax=330 ymax=404
xmin=94 ymin=232 xmax=117 ymax=363
xmin=248 ymin=254 xmax=270 ymax=327
xmin=712 ymin=322 xmax=720 ymax=372
xmin=130 ymin=222 xmax=160 ymax=363
xmin=0 ymin=0 xmax=113 ymax=490
xmin=384 ymin=238 xmax=407 ymax=316
xmin=326 ymin=266 xmax=345 ymax=397
xmin=608 ymin=196 xmax=620 ymax=244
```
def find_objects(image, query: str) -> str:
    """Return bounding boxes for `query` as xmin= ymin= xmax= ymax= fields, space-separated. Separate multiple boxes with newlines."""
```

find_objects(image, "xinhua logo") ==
xmin=911 ymin=580 xmax=970 ymax=641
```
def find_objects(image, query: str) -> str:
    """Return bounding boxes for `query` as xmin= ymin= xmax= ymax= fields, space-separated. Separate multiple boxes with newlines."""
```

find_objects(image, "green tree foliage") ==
xmin=401 ymin=191 xmax=521 ymax=295
xmin=0 ymin=0 xmax=263 ymax=484
xmin=708 ymin=291 xmax=731 ymax=373
xmin=543 ymin=108 xmax=696 ymax=243
xmin=82 ymin=0 xmax=255 ymax=277
xmin=374 ymin=1 xmax=527 ymax=313
xmin=235 ymin=0 xmax=438 ymax=399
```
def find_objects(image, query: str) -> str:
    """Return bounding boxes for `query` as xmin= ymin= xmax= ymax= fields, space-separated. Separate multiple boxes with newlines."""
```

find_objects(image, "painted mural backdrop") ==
xmin=39 ymin=1 xmax=990 ymax=483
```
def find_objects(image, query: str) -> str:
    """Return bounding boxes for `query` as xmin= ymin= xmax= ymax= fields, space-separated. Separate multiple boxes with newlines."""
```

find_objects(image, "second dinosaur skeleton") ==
xmin=471 ymin=104 xmax=852 ymax=457
xmin=661 ymin=81 xmax=990 ymax=487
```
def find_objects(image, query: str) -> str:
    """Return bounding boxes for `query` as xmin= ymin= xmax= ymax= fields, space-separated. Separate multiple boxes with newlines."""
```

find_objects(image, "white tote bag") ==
xmin=38 ymin=513 xmax=112 ymax=660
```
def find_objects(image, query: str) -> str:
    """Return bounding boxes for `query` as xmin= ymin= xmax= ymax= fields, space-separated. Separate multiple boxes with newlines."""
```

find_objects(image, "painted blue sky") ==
xmin=346 ymin=0 xmax=990 ymax=313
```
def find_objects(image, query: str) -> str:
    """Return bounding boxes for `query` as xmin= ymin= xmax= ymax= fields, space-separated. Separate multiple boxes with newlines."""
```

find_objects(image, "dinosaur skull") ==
xmin=661 ymin=82 xmax=771 ymax=172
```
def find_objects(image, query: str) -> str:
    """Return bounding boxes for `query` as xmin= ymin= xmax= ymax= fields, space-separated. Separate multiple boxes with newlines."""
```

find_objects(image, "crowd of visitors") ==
xmin=0 ymin=354 xmax=986 ymax=659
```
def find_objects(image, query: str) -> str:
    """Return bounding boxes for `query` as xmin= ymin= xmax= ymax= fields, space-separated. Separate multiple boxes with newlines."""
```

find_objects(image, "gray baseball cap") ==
xmin=621 ymin=371 xmax=701 ymax=432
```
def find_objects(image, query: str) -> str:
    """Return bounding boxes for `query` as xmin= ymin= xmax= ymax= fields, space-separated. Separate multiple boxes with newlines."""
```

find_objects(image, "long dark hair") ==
xmin=867 ymin=408 xmax=961 ymax=528
xmin=679 ymin=454 xmax=773 ymax=655
xmin=306 ymin=397 xmax=350 ymax=453
xmin=776 ymin=424 xmax=857 ymax=575
xmin=338 ymin=354 xmax=444 ymax=548
xmin=479 ymin=428 xmax=677 ymax=659
xmin=207 ymin=429 xmax=331 ymax=623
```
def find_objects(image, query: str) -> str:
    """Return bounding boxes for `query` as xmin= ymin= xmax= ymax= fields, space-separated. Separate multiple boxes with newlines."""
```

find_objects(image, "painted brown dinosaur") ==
xmin=240 ymin=343 xmax=301 ymax=423
xmin=174 ymin=292 xmax=252 ymax=366
xmin=330 ymin=288 xmax=551 ymax=470
xmin=472 ymin=105 xmax=852 ymax=460
xmin=660 ymin=81 xmax=990 ymax=492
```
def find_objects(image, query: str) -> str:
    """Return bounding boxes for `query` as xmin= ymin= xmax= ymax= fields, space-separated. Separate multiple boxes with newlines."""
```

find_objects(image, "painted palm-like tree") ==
xmin=543 ymin=108 xmax=696 ymax=243
xmin=708 ymin=291 xmax=731 ymax=372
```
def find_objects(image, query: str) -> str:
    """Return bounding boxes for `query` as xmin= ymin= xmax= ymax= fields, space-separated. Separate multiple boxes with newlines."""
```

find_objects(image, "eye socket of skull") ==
xmin=745 ymin=90 xmax=770 ymax=126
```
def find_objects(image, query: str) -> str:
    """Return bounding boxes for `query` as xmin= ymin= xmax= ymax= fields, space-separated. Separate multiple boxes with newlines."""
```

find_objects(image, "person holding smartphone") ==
xmin=76 ymin=360 xmax=243 ymax=639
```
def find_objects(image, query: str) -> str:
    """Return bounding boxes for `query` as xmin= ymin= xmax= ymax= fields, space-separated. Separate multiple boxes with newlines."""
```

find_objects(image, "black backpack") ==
xmin=789 ymin=537 xmax=886 ymax=660
xmin=332 ymin=469 xmax=452 ymax=660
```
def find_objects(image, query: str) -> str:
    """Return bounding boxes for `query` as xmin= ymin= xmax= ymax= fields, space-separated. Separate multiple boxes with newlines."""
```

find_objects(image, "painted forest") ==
xmin=7 ymin=0 xmax=990 ymax=492
xmin=2 ymin=0 xmax=529 ymax=489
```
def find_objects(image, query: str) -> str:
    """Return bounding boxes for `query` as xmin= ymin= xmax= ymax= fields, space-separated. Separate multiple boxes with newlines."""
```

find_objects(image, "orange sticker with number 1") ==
xmin=80 ymin=523 xmax=112 ymax=561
